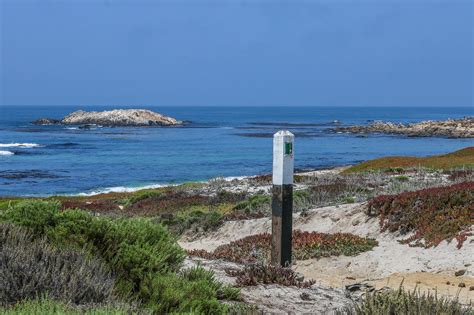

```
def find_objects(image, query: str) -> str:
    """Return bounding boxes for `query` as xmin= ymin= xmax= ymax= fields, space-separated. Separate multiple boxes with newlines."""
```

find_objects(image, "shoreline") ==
xmin=0 ymin=165 xmax=349 ymax=198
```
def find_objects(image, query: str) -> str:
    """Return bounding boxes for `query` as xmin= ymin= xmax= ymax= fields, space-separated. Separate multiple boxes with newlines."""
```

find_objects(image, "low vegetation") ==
xmin=225 ymin=263 xmax=315 ymax=288
xmin=346 ymin=287 xmax=473 ymax=315
xmin=1 ymin=149 xmax=467 ymax=241
xmin=2 ymin=148 xmax=473 ymax=312
xmin=344 ymin=147 xmax=474 ymax=173
xmin=0 ymin=223 xmax=115 ymax=306
xmin=367 ymin=181 xmax=474 ymax=248
xmin=0 ymin=298 xmax=135 ymax=315
xmin=0 ymin=200 xmax=240 ymax=313
xmin=189 ymin=230 xmax=377 ymax=264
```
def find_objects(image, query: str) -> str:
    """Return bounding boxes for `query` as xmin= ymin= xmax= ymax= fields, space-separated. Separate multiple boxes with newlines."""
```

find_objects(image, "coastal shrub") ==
xmin=0 ymin=298 xmax=135 ymax=315
xmin=225 ymin=263 xmax=314 ymax=288
xmin=290 ymin=179 xmax=370 ymax=211
xmin=0 ymin=223 xmax=115 ymax=306
xmin=393 ymin=175 xmax=409 ymax=182
xmin=98 ymin=218 xmax=185 ymax=293
xmin=346 ymin=287 xmax=473 ymax=315
xmin=188 ymin=230 xmax=377 ymax=264
xmin=227 ymin=191 xmax=322 ymax=220
xmin=367 ymin=181 xmax=474 ymax=248
xmin=1 ymin=201 xmax=184 ymax=292
xmin=157 ymin=210 xmax=224 ymax=235
xmin=140 ymin=266 xmax=240 ymax=314
xmin=224 ymin=194 xmax=271 ymax=220
xmin=1 ymin=200 xmax=238 ymax=313
xmin=211 ymin=190 xmax=248 ymax=205
xmin=126 ymin=190 xmax=162 ymax=206
xmin=0 ymin=200 xmax=60 ymax=234
xmin=125 ymin=190 xmax=209 ymax=216
xmin=0 ymin=199 xmax=22 ymax=211
xmin=233 ymin=194 xmax=271 ymax=213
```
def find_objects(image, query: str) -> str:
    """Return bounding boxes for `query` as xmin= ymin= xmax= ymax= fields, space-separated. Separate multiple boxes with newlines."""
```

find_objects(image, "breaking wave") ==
xmin=0 ymin=143 xmax=42 ymax=148
xmin=75 ymin=183 xmax=173 ymax=196
xmin=0 ymin=150 xmax=14 ymax=156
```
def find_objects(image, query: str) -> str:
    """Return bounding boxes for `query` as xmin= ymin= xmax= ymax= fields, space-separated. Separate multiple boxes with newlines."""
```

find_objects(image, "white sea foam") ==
xmin=0 ymin=143 xmax=42 ymax=148
xmin=75 ymin=183 xmax=176 ymax=196
xmin=0 ymin=150 xmax=14 ymax=156
xmin=221 ymin=176 xmax=247 ymax=181
xmin=72 ymin=175 xmax=249 ymax=197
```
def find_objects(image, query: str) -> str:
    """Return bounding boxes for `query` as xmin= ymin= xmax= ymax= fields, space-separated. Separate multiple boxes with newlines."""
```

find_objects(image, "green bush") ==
xmin=140 ymin=266 xmax=239 ymax=314
xmin=102 ymin=218 xmax=185 ymax=293
xmin=180 ymin=266 xmax=239 ymax=300
xmin=1 ymin=200 xmax=238 ymax=313
xmin=1 ymin=200 xmax=185 ymax=293
xmin=0 ymin=223 xmax=115 ymax=306
xmin=124 ymin=190 xmax=163 ymax=207
xmin=234 ymin=194 xmax=270 ymax=212
xmin=0 ymin=199 xmax=22 ymax=211
xmin=0 ymin=298 xmax=135 ymax=315
xmin=1 ymin=200 xmax=60 ymax=234
xmin=157 ymin=210 xmax=224 ymax=235
xmin=393 ymin=175 xmax=409 ymax=182
xmin=231 ymin=194 xmax=271 ymax=219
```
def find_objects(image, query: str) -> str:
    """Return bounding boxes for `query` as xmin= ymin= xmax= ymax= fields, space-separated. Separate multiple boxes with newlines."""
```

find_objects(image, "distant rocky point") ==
xmin=33 ymin=109 xmax=183 ymax=127
xmin=334 ymin=117 xmax=473 ymax=138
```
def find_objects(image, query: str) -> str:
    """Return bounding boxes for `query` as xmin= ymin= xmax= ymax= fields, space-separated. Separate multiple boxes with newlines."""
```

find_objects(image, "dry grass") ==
xmin=345 ymin=287 xmax=473 ymax=315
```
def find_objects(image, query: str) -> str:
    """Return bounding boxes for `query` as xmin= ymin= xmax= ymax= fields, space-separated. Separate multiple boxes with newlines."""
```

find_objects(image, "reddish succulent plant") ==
xmin=188 ymin=230 xmax=377 ymax=264
xmin=367 ymin=181 xmax=473 ymax=248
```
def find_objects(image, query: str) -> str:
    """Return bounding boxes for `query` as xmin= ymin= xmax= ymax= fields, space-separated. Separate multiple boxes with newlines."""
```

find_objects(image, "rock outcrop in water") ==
xmin=334 ymin=117 xmax=474 ymax=138
xmin=32 ymin=118 xmax=61 ymax=125
xmin=33 ymin=109 xmax=183 ymax=127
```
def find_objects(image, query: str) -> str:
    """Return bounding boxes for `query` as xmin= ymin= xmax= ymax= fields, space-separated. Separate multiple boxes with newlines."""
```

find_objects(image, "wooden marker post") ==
xmin=271 ymin=130 xmax=294 ymax=266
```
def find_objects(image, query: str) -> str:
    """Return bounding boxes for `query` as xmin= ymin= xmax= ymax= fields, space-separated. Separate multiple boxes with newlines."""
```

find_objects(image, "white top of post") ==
xmin=273 ymin=130 xmax=294 ymax=185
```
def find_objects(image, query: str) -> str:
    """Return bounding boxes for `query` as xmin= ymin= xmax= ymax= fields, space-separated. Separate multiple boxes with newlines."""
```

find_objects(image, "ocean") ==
xmin=0 ymin=106 xmax=472 ymax=197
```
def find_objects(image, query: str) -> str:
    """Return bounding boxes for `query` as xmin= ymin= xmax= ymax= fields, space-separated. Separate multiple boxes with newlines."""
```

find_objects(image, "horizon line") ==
xmin=2 ymin=104 xmax=473 ymax=108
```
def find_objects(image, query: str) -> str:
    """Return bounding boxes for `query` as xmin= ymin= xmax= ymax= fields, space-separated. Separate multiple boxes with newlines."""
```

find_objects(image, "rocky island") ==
xmin=334 ymin=117 xmax=473 ymax=138
xmin=33 ymin=109 xmax=183 ymax=127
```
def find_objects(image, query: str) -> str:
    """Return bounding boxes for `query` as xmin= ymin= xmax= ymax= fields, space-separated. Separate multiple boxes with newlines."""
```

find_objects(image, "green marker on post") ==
xmin=285 ymin=142 xmax=293 ymax=155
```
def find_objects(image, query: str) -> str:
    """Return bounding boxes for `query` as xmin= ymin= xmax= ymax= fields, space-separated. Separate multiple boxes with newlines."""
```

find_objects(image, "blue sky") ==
xmin=0 ymin=0 xmax=472 ymax=107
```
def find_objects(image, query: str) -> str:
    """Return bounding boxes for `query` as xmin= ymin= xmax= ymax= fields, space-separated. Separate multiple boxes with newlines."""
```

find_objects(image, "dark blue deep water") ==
xmin=0 ymin=106 xmax=472 ymax=196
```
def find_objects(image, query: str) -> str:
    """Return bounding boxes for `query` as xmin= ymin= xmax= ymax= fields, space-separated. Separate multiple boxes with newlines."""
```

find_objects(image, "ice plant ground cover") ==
xmin=344 ymin=147 xmax=474 ymax=173
xmin=367 ymin=181 xmax=474 ymax=248
xmin=225 ymin=263 xmax=316 ymax=288
xmin=188 ymin=230 xmax=378 ymax=264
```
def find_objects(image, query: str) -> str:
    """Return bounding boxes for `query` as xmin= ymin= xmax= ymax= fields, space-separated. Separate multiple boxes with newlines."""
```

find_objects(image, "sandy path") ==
xmin=180 ymin=203 xmax=474 ymax=304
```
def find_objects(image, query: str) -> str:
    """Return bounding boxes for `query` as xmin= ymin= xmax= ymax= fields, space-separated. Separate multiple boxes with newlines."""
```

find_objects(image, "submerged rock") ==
xmin=33 ymin=109 xmax=183 ymax=127
xmin=32 ymin=118 xmax=61 ymax=125
xmin=334 ymin=117 xmax=474 ymax=138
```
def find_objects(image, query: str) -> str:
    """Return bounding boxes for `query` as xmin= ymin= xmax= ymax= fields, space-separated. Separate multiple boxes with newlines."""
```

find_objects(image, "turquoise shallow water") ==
xmin=0 ymin=106 xmax=472 ymax=196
